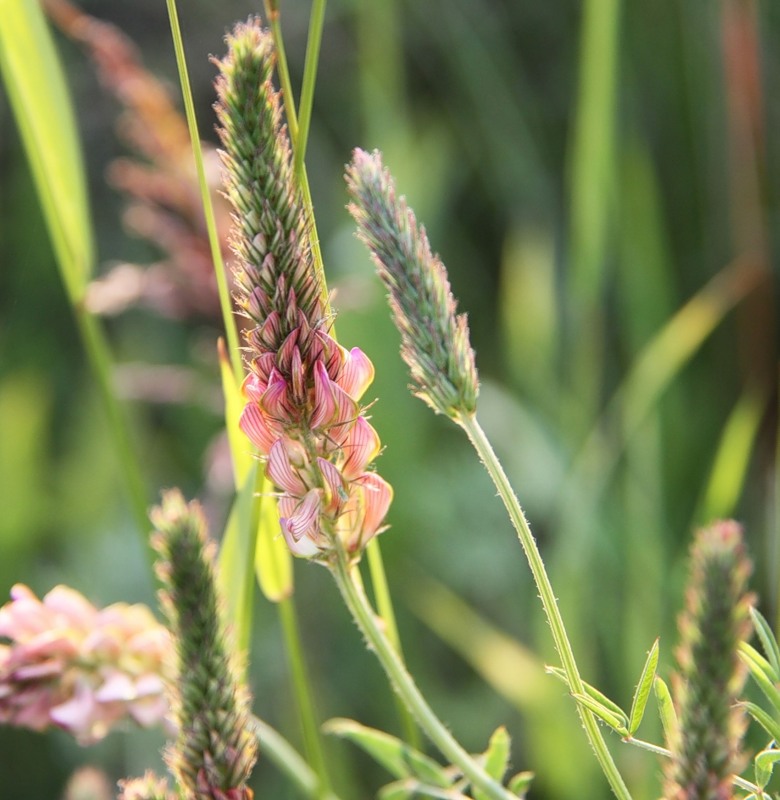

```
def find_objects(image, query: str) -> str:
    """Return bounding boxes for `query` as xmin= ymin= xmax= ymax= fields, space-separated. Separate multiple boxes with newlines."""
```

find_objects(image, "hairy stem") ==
xmin=458 ymin=413 xmax=632 ymax=800
xmin=330 ymin=546 xmax=518 ymax=800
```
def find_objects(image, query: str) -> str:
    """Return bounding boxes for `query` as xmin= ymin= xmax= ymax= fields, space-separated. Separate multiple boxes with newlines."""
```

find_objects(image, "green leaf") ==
xmin=571 ymin=692 xmax=629 ymax=737
xmin=217 ymin=463 xmax=260 ymax=659
xmin=754 ymin=747 xmax=780 ymax=790
xmin=629 ymin=638 xmax=659 ymax=735
xmin=219 ymin=341 xmax=253 ymax=488
xmin=653 ymin=676 xmax=677 ymax=745
xmin=378 ymin=781 xmax=469 ymax=800
xmin=750 ymin=607 xmax=780 ymax=680
xmin=218 ymin=342 xmax=293 ymax=602
xmin=546 ymin=666 xmax=628 ymax=723
xmin=323 ymin=718 xmax=450 ymax=788
xmin=254 ymin=471 xmax=293 ymax=602
xmin=742 ymin=701 xmax=780 ymax=744
xmin=507 ymin=772 xmax=534 ymax=797
xmin=473 ymin=726 xmax=510 ymax=800
xmin=740 ymin=642 xmax=780 ymax=717
xmin=0 ymin=0 xmax=93 ymax=301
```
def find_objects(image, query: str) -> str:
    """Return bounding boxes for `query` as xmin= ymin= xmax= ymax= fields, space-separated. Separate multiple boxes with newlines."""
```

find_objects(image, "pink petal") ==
xmin=338 ymin=347 xmax=375 ymax=400
xmin=284 ymin=489 xmax=322 ymax=538
xmin=341 ymin=417 xmax=381 ymax=480
xmin=50 ymin=683 xmax=98 ymax=740
xmin=95 ymin=673 xmax=136 ymax=703
xmin=357 ymin=473 xmax=393 ymax=536
xmin=239 ymin=403 xmax=277 ymax=454
xmin=261 ymin=368 xmax=292 ymax=420
xmin=317 ymin=458 xmax=347 ymax=515
xmin=267 ymin=440 xmax=308 ymax=496
xmin=310 ymin=361 xmax=337 ymax=429
xmin=241 ymin=372 xmax=267 ymax=403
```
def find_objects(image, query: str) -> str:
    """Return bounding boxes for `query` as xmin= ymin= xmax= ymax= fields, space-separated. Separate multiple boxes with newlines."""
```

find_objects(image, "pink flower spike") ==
xmin=239 ymin=402 xmax=278 ymax=454
xmin=341 ymin=417 xmax=381 ymax=480
xmin=338 ymin=347 xmax=375 ymax=400
xmin=267 ymin=440 xmax=309 ymax=495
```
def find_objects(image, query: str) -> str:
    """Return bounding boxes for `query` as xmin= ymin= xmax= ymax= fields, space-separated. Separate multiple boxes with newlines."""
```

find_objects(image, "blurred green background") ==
xmin=1 ymin=0 xmax=779 ymax=797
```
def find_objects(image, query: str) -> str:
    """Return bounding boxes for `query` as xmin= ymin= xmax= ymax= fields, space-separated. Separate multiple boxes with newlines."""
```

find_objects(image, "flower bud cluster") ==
xmin=215 ymin=21 xmax=392 ymax=560
xmin=0 ymin=583 xmax=171 ymax=744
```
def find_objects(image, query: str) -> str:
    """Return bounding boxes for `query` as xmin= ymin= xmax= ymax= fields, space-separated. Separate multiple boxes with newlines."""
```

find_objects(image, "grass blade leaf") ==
xmin=629 ymin=638 xmax=660 ymax=735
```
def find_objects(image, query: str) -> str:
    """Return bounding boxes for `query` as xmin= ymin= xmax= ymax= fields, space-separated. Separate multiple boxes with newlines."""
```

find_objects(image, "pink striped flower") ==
xmin=0 ymin=584 xmax=172 ymax=744
xmin=217 ymin=21 xmax=392 ymax=562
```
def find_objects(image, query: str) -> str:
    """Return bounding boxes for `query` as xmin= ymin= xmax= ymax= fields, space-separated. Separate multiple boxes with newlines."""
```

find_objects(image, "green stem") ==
xmin=164 ymin=0 xmax=242 ymax=379
xmin=330 ymin=546 xmax=518 ymax=800
xmin=458 ymin=413 xmax=633 ymax=800
xmin=278 ymin=596 xmax=332 ymax=799
xmin=250 ymin=715 xmax=342 ymax=800
xmin=294 ymin=0 xmax=327 ymax=183
xmin=73 ymin=305 xmax=150 ymax=539
xmin=366 ymin=540 xmax=422 ymax=748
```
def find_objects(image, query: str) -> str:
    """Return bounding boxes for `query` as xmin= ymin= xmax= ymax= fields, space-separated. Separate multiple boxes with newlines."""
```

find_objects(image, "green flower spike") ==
xmin=346 ymin=148 xmax=479 ymax=420
xmin=664 ymin=520 xmax=754 ymax=800
xmin=151 ymin=490 xmax=257 ymax=800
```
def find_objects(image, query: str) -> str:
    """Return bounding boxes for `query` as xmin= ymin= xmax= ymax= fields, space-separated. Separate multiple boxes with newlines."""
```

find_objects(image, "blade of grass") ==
xmin=1 ymin=0 xmax=151 ymax=542
xmin=0 ymin=0 xmax=92 ymax=302
xmin=696 ymin=384 xmax=765 ymax=523
xmin=164 ymin=0 xmax=242 ymax=379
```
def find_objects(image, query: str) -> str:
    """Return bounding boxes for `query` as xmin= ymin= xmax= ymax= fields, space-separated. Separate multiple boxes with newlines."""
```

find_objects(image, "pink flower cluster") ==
xmin=0 ymin=583 xmax=172 ymax=744
xmin=239 ymin=316 xmax=393 ymax=558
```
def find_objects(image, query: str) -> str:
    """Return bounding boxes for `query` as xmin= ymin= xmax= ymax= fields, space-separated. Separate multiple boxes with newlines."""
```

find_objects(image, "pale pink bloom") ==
xmin=0 ymin=584 xmax=172 ymax=744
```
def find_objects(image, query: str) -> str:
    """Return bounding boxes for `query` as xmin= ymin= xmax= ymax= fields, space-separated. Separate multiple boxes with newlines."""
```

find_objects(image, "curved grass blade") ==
xmin=653 ymin=676 xmax=677 ymax=745
xmin=323 ymin=718 xmax=450 ymax=788
xmin=0 ymin=0 xmax=93 ymax=301
xmin=742 ymin=701 xmax=780 ymax=744
xmin=546 ymin=666 xmax=628 ymax=725
xmin=740 ymin=642 xmax=780 ymax=716
xmin=571 ymin=692 xmax=630 ymax=737
xmin=628 ymin=638 xmax=659 ymax=735
xmin=749 ymin=607 xmax=780 ymax=679
xmin=754 ymin=747 xmax=780 ymax=790
xmin=473 ymin=727 xmax=510 ymax=800
xmin=697 ymin=386 xmax=765 ymax=523
xmin=507 ymin=772 xmax=534 ymax=798
xmin=217 ymin=462 xmax=260 ymax=659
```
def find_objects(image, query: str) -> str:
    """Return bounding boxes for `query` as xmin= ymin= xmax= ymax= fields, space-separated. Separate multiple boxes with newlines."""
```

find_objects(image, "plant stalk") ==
xmin=330 ymin=546 xmax=518 ymax=800
xmin=165 ymin=0 xmax=242 ymax=379
xmin=458 ymin=413 xmax=632 ymax=800
xmin=279 ymin=596 xmax=332 ymax=799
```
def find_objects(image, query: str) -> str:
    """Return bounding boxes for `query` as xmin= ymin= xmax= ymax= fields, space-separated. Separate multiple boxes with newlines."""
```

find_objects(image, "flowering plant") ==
xmin=1 ymin=3 xmax=778 ymax=800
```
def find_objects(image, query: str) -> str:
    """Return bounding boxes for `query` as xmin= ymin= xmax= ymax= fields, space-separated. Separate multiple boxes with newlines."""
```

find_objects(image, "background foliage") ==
xmin=1 ymin=0 xmax=779 ymax=797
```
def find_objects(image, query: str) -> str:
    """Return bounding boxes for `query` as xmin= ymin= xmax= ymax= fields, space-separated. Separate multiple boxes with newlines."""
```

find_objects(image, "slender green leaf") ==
xmin=254 ymin=472 xmax=293 ymax=602
xmin=507 ymin=772 xmax=534 ymax=797
xmin=750 ymin=607 xmax=780 ymax=680
xmin=323 ymin=718 xmax=450 ymax=788
xmin=742 ymin=701 xmax=780 ymax=744
xmin=740 ymin=643 xmax=780 ymax=716
xmin=473 ymin=726 xmax=510 ymax=800
xmin=219 ymin=337 xmax=293 ymax=602
xmin=653 ymin=676 xmax=677 ymax=745
xmin=0 ymin=0 xmax=93 ymax=300
xmin=379 ymin=781 xmax=468 ymax=800
xmin=629 ymin=638 xmax=660 ymax=735
xmin=219 ymin=341 xmax=253 ymax=488
xmin=546 ymin=666 xmax=628 ymax=723
xmin=698 ymin=386 xmax=765 ymax=522
xmin=571 ymin=692 xmax=629 ymax=737
xmin=217 ymin=463 xmax=259 ymax=658
xmin=754 ymin=747 xmax=780 ymax=790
